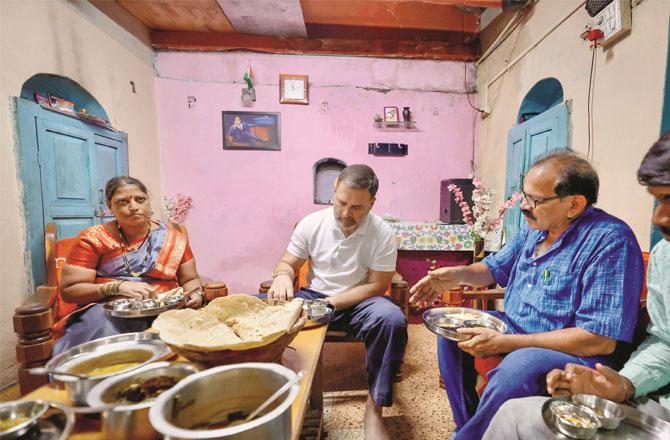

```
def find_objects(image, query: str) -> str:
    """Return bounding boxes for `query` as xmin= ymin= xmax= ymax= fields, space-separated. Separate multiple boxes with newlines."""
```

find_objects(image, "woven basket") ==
xmin=168 ymin=317 xmax=306 ymax=367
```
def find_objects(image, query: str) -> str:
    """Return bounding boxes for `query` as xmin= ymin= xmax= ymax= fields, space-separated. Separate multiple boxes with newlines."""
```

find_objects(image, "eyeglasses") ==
xmin=521 ymin=190 xmax=561 ymax=208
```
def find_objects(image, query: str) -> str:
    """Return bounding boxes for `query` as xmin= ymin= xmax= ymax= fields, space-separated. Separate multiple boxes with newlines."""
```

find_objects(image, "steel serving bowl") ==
xmin=45 ymin=332 xmax=171 ymax=406
xmin=0 ymin=400 xmax=49 ymax=439
xmin=87 ymin=361 xmax=200 ymax=440
xmin=149 ymin=362 xmax=300 ymax=440
xmin=423 ymin=307 xmax=507 ymax=341
xmin=572 ymin=394 xmax=625 ymax=430
xmin=550 ymin=400 xmax=601 ymax=439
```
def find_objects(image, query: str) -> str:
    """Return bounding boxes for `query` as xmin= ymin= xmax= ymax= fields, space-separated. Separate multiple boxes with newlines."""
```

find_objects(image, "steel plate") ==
xmin=542 ymin=397 xmax=670 ymax=439
xmin=103 ymin=294 xmax=185 ymax=318
xmin=422 ymin=307 xmax=507 ymax=341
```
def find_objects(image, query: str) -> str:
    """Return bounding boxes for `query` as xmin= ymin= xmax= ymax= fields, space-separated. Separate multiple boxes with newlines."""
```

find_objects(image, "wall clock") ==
xmin=279 ymin=74 xmax=308 ymax=105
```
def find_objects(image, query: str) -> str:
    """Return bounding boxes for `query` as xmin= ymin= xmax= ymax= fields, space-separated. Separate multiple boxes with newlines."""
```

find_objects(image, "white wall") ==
xmin=0 ymin=0 xmax=162 ymax=389
xmin=476 ymin=0 xmax=669 ymax=250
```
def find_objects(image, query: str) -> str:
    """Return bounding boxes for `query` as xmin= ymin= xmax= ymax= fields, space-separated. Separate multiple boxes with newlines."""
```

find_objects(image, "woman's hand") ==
xmin=118 ymin=281 xmax=157 ymax=300
xmin=185 ymin=289 xmax=205 ymax=309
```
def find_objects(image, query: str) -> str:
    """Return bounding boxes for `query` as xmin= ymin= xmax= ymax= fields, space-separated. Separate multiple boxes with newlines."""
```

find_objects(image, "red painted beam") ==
xmin=151 ymin=31 xmax=479 ymax=61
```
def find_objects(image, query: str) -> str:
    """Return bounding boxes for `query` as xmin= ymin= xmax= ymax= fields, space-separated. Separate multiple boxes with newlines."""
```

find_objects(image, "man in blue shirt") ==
xmin=481 ymin=131 xmax=670 ymax=439
xmin=409 ymin=152 xmax=644 ymax=440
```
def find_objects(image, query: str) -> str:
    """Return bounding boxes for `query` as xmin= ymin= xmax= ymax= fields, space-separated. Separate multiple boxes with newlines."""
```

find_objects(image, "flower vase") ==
xmin=473 ymin=238 xmax=486 ymax=262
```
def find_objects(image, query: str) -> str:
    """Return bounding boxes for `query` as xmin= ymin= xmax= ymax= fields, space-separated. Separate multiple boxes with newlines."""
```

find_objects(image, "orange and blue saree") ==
xmin=53 ymin=221 xmax=193 ymax=353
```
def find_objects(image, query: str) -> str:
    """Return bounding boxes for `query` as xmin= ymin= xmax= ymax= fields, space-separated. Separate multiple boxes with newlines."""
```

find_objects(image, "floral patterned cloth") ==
xmin=388 ymin=222 xmax=501 ymax=251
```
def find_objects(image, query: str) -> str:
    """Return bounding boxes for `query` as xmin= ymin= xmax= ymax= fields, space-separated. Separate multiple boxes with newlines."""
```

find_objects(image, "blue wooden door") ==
xmin=504 ymin=101 xmax=569 ymax=240
xmin=95 ymin=134 xmax=128 ymax=223
xmin=36 ymin=118 xmax=98 ymax=239
xmin=503 ymin=124 xmax=526 ymax=242
xmin=16 ymin=97 xmax=128 ymax=286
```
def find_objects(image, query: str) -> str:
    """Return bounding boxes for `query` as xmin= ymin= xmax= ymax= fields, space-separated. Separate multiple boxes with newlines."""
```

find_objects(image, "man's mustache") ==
xmin=521 ymin=209 xmax=536 ymax=221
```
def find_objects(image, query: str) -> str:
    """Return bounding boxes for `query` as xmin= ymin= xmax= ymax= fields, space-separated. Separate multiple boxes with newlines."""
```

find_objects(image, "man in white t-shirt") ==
xmin=268 ymin=164 xmax=408 ymax=440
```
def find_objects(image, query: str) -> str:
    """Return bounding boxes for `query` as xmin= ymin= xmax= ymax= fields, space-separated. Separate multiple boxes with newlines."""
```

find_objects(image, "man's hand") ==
xmin=546 ymin=368 xmax=572 ymax=397
xmin=456 ymin=327 xmax=509 ymax=358
xmin=546 ymin=363 xmax=631 ymax=402
xmin=118 ymin=281 xmax=157 ymax=300
xmin=267 ymin=274 xmax=294 ymax=304
xmin=409 ymin=267 xmax=461 ymax=307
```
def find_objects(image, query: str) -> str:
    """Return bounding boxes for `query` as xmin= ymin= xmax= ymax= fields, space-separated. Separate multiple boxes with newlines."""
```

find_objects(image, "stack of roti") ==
xmin=153 ymin=295 xmax=304 ymax=352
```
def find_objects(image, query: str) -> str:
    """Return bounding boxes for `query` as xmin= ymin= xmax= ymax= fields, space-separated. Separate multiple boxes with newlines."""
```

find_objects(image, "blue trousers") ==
xmin=297 ymin=289 xmax=408 ymax=407
xmin=438 ymin=311 xmax=611 ymax=440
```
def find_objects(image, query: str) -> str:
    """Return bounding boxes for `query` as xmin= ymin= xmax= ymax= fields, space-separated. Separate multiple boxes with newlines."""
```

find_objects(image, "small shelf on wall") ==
xmin=368 ymin=143 xmax=408 ymax=156
xmin=373 ymin=121 xmax=417 ymax=130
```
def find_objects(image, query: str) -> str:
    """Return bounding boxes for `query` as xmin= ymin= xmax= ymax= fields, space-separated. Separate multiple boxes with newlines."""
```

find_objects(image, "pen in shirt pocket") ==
xmin=543 ymin=268 xmax=551 ymax=283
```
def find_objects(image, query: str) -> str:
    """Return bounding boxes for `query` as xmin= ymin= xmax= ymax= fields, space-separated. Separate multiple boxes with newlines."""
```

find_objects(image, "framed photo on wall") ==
xmin=384 ymin=107 xmax=399 ymax=123
xmin=222 ymin=111 xmax=281 ymax=150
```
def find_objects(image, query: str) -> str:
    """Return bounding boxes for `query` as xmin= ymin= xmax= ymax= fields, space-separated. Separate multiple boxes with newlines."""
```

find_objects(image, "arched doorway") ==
xmin=504 ymin=78 xmax=569 ymax=240
xmin=313 ymin=158 xmax=346 ymax=204
xmin=16 ymin=74 xmax=128 ymax=286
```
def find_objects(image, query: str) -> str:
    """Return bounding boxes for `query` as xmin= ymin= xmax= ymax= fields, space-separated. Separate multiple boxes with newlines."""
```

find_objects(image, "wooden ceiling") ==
xmin=98 ymin=0 xmax=521 ymax=61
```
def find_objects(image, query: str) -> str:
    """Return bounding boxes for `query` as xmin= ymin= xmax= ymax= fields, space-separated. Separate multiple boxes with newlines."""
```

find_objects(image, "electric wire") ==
xmin=587 ymin=46 xmax=597 ymax=161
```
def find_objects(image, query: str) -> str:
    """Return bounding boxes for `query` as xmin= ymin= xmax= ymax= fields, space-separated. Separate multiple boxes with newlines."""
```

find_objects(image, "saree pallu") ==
xmin=52 ymin=221 xmax=192 ymax=343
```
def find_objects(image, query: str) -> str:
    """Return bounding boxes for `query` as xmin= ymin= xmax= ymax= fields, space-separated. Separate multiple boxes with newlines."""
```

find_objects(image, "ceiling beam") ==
xmin=151 ymin=31 xmax=478 ymax=61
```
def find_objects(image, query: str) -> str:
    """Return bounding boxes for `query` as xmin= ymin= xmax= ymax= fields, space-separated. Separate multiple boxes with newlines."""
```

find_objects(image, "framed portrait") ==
xmin=384 ymin=106 xmax=399 ymax=123
xmin=222 ymin=111 xmax=281 ymax=150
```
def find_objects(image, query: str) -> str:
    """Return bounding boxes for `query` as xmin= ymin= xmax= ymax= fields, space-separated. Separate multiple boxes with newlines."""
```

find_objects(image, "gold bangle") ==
xmin=100 ymin=280 xmax=124 ymax=298
xmin=272 ymin=271 xmax=293 ymax=279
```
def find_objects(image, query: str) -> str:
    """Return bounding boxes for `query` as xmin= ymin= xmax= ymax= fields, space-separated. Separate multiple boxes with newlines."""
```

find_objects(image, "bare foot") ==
xmin=364 ymin=394 xmax=390 ymax=440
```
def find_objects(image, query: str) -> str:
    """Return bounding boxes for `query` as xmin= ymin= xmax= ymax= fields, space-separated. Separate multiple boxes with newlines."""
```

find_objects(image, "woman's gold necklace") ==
xmin=117 ymin=221 xmax=152 ymax=278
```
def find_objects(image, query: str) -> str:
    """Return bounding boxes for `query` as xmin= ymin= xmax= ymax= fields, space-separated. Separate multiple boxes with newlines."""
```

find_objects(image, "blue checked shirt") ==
xmin=483 ymin=207 xmax=643 ymax=342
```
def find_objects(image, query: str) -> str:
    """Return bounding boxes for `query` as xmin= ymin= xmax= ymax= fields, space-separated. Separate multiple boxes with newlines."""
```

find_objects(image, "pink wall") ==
xmin=155 ymin=52 xmax=478 ymax=293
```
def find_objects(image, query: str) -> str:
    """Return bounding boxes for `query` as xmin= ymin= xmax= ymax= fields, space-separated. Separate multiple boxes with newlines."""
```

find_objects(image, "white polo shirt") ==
xmin=287 ymin=207 xmax=398 ymax=296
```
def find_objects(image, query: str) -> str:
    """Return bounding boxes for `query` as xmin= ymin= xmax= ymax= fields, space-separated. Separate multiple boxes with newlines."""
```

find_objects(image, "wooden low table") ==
xmin=23 ymin=325 xmax=328 ymax=440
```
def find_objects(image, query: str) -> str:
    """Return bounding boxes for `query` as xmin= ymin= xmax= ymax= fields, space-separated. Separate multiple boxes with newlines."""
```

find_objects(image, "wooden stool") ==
xmin=388 ymin=280 xmax=409 ymax=319
xmin=13 ymin=300 xmax=53 ymax=395
xmin=259 ymin=280 xmax=272 ymax=294
xmin=204 ymin=282 xmax=228 ymax=302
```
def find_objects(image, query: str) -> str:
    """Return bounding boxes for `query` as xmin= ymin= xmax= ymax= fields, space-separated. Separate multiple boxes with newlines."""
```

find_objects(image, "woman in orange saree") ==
xmin=54 ymin=176 xmax=205 ymax=355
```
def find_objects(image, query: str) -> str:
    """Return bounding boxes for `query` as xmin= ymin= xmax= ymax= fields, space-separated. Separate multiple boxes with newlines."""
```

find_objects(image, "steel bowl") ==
xmin=303 ymin=300 xmax=335 ymax=328
xmin=572 ymin=394 xmax=625 ymax=430
xmin=0 ymin=400 xmax=49 ymax=439
xmin=550 ymin=400 xmax=601 ymax=439
xmin=87 ymin=362 xmax=199 ymax=440
xmin=149 ymin=362 xmax=300 ymax=439
xmin=45 ymin=332 xmax=171 ymax=406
